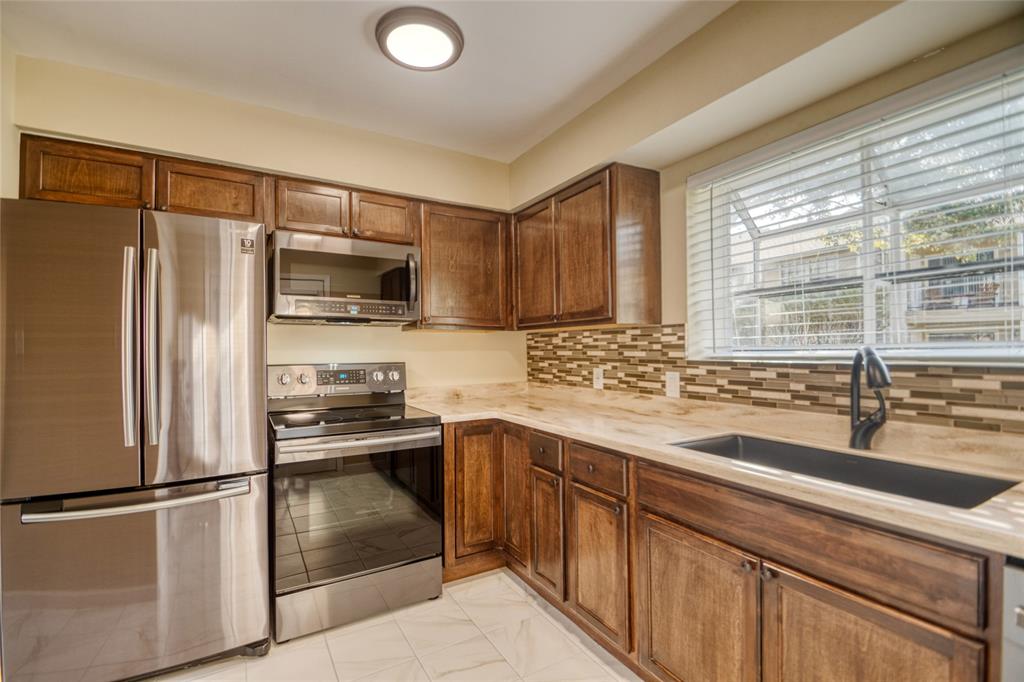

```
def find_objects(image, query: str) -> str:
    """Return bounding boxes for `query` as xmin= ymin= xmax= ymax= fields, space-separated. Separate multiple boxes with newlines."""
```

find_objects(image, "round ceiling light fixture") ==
xmin=375 ymin=6 xmax=464 ymax=71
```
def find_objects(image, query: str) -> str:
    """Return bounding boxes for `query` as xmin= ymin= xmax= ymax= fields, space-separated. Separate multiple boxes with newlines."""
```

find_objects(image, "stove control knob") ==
xmin=372 ymin=370 xmax=385 ymax=382
xmin=278 ymin=373 xmax=291 ymax=386
xmin=298 ymin=373 xmax=311 ymax=385
xmin=388 ymin=370 xmax=401 ymax=382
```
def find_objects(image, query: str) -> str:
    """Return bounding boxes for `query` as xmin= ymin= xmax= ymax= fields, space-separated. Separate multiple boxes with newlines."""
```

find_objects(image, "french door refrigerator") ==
xmin=0 ymin=199 xmax=269 ymax=682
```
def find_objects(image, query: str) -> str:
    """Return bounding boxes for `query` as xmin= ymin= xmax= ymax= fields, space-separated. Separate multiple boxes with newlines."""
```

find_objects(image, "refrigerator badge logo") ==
xmin=240 ymin=238 xmax=255 ymax=255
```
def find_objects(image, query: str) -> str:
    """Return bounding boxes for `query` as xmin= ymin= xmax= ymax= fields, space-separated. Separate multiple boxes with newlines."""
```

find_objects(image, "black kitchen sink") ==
xmin=671 ymin=434 xmax=1019 ymax=509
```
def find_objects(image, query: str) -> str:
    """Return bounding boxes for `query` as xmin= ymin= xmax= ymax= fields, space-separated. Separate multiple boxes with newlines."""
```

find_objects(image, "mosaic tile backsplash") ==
xmin=526 ymin=324 xmax=1024 ymax=433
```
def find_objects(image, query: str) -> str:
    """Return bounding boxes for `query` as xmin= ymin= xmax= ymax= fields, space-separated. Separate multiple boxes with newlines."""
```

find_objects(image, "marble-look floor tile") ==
xmin=521 ymin=653 xmax=611 ymax=682
xmin=417 ymin=634 xmax=519 ymax=682
xmin=484 ymin=613 xmax=578 ymax=677
xmin=453 ymin=583 xmax=541 ymax=631
xmin=246 ymin=634 xmax=337 ymax=682
xmin=325 ymin=620 xmax=415 ymax=682
xmin=353 ymin=658 xmax=430 ymax=682
xmin=394 ymin=594 xmax=481 ymax=656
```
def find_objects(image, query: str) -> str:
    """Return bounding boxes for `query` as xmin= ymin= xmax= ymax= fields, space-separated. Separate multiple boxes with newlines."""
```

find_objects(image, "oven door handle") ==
xmin=278 ymin=431 xmax=440 ymax=456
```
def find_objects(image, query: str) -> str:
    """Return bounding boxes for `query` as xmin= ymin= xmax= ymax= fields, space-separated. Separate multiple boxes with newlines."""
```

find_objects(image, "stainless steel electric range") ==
xmin=267 ymin=363 xmax=442 ymax=642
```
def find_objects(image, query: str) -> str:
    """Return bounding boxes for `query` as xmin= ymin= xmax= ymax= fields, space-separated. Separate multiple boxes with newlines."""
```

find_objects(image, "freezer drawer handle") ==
xmin=121 ymin=245 xmax=137 ymax=448
xmin=20 ymin=479 xmax=250 ymax=524
xmin=278 ymin=431 xmax=440 ymax=456
xmin=144 ymin=248 xmax=161 ymax=446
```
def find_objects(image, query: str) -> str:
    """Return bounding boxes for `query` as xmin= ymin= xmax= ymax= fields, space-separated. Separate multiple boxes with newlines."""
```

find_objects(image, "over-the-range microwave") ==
xmin=269 ymin=229 xmax=420 ymax=325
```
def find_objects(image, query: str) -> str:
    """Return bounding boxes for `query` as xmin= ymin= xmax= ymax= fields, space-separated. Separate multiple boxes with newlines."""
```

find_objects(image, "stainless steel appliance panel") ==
xmin=0 ymin=199 xmax=141 ymax=500
xmin=1005 ymin=561 xmax=1024 ymax=681
xmin=143 ymin=212 xmax=266 ymax=484
xmin=0 ymin=474 xmax=270 ymax=682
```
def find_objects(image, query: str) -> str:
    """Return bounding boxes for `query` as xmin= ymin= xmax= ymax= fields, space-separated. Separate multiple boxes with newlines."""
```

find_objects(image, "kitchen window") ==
xmin=686 ymin=50 xmax=1024 ymax=363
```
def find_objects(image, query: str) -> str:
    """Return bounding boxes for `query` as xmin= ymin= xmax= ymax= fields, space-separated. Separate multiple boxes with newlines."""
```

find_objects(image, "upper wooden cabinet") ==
xmin=762 ymin=564 xmax=984 ymax=682
xmin=421 ymin=203 xmax=508 ymax=329
xmin=276 ymin=179 xmax=349 ymax=235
xmin=157 ymin=159 xmax=266 ymax=222
xmin=351 ymin=191 xmax=418 ymax=244
xmin=21 ymin=135 xmax=155 ymax=209
xmin=512 ymin=163 xmax=661 ymax=330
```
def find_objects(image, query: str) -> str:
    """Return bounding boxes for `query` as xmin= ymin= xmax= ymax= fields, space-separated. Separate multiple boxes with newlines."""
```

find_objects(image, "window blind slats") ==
xmin=687 ymin=60 xmax=1024 ymax=362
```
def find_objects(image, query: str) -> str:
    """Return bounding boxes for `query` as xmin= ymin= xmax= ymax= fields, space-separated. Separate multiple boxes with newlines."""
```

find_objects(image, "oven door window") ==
xmin=278 ymin=248 xmax=409 ymax=302
xmin=273 ymin=446 xmax=441 ymax=592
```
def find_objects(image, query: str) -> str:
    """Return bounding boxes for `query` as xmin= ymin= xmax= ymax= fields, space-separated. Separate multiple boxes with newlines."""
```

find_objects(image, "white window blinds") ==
xmin=687 ymin=54 xmax=1024 ymax=363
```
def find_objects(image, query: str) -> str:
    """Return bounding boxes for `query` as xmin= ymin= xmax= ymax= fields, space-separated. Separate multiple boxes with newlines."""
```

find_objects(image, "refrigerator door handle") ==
xmin=20 ymin=478 xmax=251 ymax=524
xmin=144 ymin=248 xmax=160 ymax=446
xmin=121 ymin=245 xmax=137 ymax=448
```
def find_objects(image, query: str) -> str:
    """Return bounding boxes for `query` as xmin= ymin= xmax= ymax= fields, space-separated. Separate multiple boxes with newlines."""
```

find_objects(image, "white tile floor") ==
xmin=158 ymin=568 xmax=640 ymax=682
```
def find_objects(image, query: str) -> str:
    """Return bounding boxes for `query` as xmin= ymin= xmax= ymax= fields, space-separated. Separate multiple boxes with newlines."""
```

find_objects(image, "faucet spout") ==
xmin=849 ymin=346 xmax=892 ymax=450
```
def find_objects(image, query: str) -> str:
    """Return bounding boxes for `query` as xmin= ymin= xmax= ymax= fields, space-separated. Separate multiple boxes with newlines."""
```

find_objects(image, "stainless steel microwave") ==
xmin=270 ymin=230 xmax=420 ymax=325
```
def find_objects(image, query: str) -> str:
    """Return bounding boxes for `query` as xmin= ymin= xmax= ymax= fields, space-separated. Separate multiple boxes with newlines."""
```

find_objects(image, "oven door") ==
xmin=272 ymin=426 xmax=442 ymax=593
xmin=271 ymin=230 xmax=420 ymax=323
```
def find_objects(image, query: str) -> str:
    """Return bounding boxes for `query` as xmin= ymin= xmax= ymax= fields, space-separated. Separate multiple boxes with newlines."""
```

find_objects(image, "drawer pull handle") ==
xmin=740 ymin=560 xmax=754 ymax=573
xmin=587 ymin=464 xmax=596 ymax=473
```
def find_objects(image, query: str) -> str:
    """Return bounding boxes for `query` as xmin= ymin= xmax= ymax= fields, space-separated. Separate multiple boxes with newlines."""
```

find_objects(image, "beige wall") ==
xmin=1 ymin=28 xmax=17 ymax=197
xmin=8 ymin=56 xmax=509 ymax=208
xmin=658 ymin=14 xmax=1024 ymax=325
xmin=267 ymin=325 xmax=527 ymax=389
xmin=507 ymin=1 xmax=896 ymax=208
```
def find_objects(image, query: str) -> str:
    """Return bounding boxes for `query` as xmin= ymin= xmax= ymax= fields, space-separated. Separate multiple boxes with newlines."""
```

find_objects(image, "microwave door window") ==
xmin=279 ymin=249 xmax=408 ymax=303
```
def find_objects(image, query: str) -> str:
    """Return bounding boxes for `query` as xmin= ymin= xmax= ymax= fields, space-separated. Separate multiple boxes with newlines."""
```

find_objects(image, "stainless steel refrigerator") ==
xmin=0 ymin=199 xmax=269 ymax=682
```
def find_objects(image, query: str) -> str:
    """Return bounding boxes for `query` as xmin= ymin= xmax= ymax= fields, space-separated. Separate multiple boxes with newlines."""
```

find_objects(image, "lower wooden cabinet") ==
xmin=501 ymin=424 xmax=530 ymax=567
xmin=452 ymin=422 xmax=501 ymax=558
xmin=567 ymin=483 xmax=630 ymax=651
xmin=530 ymin=465 xmax=565 ymax=599
xmin=636 ymin=513 xmax=759 ymax=682
xmin=762 ymin=564 xmax=985 ymax=682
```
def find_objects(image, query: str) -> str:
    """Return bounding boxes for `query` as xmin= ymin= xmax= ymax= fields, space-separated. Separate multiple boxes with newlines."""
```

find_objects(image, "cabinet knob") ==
xmin=760 ymin=566 xmax=776 ymax=581
xmin=538 ymin=447 xmax=545 ymax=454
xmin=612 ymin=505 xmax=621 ymax=516
xmin=352 ymin=227 xmax=361 ymax=235
xmin=740 ymin=560 xmax=753 ymax=573
xmin=587 ymin=464 xmax=595 ymax=473
xmin=549 ymin=478 xmax=557 ymax=487
xmin=159 ymin=205 xmax=168 ymax=211
xmin=143 ymin=201 xmax=151 ymax=209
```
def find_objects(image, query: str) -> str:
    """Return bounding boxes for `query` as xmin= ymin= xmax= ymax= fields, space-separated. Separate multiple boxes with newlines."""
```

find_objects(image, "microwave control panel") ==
xmin=268 ymin=363 xmax=405 ymax=398
xmin=296 ymin=300 xmax=406 ymax=317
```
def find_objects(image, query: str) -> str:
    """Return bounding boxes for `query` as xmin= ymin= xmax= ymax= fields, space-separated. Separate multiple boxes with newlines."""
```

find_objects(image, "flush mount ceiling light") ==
xmin=375 ymin=6 xmax=464 ymax=71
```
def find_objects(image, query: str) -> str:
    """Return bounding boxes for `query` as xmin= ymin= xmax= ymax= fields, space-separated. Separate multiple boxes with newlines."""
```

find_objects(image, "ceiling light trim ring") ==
xmin=376 ymin=6 xmax=464 ymax=71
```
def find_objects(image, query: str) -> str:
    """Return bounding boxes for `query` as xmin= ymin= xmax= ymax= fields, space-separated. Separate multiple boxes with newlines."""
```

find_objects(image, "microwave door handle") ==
xmin=408 ymin=254 xmax=418 ymax=304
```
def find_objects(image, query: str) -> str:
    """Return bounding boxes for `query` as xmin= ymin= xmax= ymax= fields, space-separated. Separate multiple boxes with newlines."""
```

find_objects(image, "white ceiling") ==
xmin=1 ymin=0 xmax=733 ymax=162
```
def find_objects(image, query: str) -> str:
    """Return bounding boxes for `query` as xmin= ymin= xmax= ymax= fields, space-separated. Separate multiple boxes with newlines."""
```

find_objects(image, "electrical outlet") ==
xmin=593 ymin=366 xmax=604 ymax=390
xmin=665 ymin=371 xmax=681 ymax=398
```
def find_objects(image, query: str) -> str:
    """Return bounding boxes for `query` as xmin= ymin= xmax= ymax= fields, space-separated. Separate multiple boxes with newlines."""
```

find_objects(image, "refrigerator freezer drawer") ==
xmin=0 ymin=474 xmax=269 ymax=682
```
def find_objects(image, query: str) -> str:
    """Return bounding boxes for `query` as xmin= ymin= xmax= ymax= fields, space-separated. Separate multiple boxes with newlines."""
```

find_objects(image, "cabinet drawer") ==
xmin=529 ymin=432 xmax=563 ymax=473
xmin=569 ymin=443 xmax=627 ymax=498
xmin=637 ymin=462 xmax=986 ymax=631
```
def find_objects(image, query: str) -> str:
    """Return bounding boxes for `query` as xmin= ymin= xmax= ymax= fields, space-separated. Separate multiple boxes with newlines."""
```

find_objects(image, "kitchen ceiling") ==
xmin=0 ymin=0 xmax=733 ymax=162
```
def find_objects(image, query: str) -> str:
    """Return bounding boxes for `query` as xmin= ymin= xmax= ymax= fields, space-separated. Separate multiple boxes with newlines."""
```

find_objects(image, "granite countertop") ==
xmin=407 ymin=382 xmax=1024 ymax=557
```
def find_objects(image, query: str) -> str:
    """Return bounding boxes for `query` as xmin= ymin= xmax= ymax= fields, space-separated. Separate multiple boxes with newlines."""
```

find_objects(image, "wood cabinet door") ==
xmin=762 ymin=563 xmax=985 ymax=682
xmin=157 ymin=159 xmax=266 ymax=222
xmin=554 ymin=170 xmax=612 ymax=324
xmin=512 ymin=199 xmax=557 ymax=328
xmin=454 ymin=422 xmax=501 ymax=558
xmin=421 ymin=204 xmax=507 ymax=328
xmin=352 ymin=191 xmax=417 ymax=244
xmin=636 ymin=513 xmax=759 ymax=682
xmin=276 ymin=179 xmax=349 ymax=235
xmin=501 ymin=424 xmax=531 ymax=567
xmin=567 ymin=483 xmax=629 ymax=651
xmin=530 ymin=465 xmax=565 ymax=600
xmin=21 ymin=136 xmax=155 ymax=208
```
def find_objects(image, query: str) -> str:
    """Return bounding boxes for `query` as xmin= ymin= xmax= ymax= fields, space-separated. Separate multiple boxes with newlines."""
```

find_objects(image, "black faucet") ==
xmin=849 ymin=346 xmax=893 ymax=450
